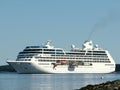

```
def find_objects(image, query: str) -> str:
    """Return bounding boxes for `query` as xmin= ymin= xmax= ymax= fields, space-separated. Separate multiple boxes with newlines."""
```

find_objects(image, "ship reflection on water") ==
xmin=0 ymin=73 xmax=120 ymax=90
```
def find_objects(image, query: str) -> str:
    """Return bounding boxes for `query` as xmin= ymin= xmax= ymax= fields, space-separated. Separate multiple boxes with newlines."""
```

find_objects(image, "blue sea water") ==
xmin=0 ymin=72 xmax=120 ymax=90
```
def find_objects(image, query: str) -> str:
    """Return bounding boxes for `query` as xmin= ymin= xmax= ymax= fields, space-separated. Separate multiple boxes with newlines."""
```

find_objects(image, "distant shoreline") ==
xmin=0 ymin=64 xmax=120 ymax=72
xmin=0 ymin=65 xmax=16 ymax=72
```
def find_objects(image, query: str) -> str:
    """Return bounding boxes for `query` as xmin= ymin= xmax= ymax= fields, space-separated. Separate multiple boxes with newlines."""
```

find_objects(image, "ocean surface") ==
xmin=0 ymin=72 xmax=120 ymax=90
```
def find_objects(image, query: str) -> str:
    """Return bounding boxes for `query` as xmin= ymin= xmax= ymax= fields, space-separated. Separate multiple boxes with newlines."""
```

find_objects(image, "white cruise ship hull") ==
xmin=7 ymin=61 xmax=115 ymax=74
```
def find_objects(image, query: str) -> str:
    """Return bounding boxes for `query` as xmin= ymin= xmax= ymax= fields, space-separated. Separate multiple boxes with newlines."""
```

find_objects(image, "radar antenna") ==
xmin=46 ymin=40 xmax=52 ymax=45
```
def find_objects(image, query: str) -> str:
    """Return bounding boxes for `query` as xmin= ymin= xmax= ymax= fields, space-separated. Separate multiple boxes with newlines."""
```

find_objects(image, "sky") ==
xmin=0 ymin=0 xmax=120 ymax=65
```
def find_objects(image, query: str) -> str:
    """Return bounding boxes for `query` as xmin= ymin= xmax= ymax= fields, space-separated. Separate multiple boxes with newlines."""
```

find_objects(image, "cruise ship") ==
xmin=7 ymin=40 xmax=115 ymax=74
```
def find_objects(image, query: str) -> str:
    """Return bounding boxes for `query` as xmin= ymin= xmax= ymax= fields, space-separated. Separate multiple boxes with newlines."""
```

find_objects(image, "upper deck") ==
xmin=18 ymin=40 xmax=106 ymax=55
xmin=17 ymin=40 xmax=108 ymax=59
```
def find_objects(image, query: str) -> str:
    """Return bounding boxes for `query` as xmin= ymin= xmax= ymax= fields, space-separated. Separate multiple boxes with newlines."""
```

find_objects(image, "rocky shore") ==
xmin=79 ymin=80 xmax=120 ymax=90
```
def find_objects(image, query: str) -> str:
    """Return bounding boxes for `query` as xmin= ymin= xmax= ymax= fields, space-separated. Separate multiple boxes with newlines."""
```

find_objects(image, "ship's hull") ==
xmin=7 ymin=61 xmax=115 ymax=74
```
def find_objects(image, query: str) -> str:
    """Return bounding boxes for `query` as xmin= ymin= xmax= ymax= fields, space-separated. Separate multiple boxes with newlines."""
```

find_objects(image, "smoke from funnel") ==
xmin=88 ymin=11 xmax=120 ymax=40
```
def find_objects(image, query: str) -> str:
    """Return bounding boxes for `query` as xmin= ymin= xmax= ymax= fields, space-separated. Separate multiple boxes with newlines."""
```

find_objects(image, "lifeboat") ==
xmin=56 ymin=60 xmax=67 ymax=63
